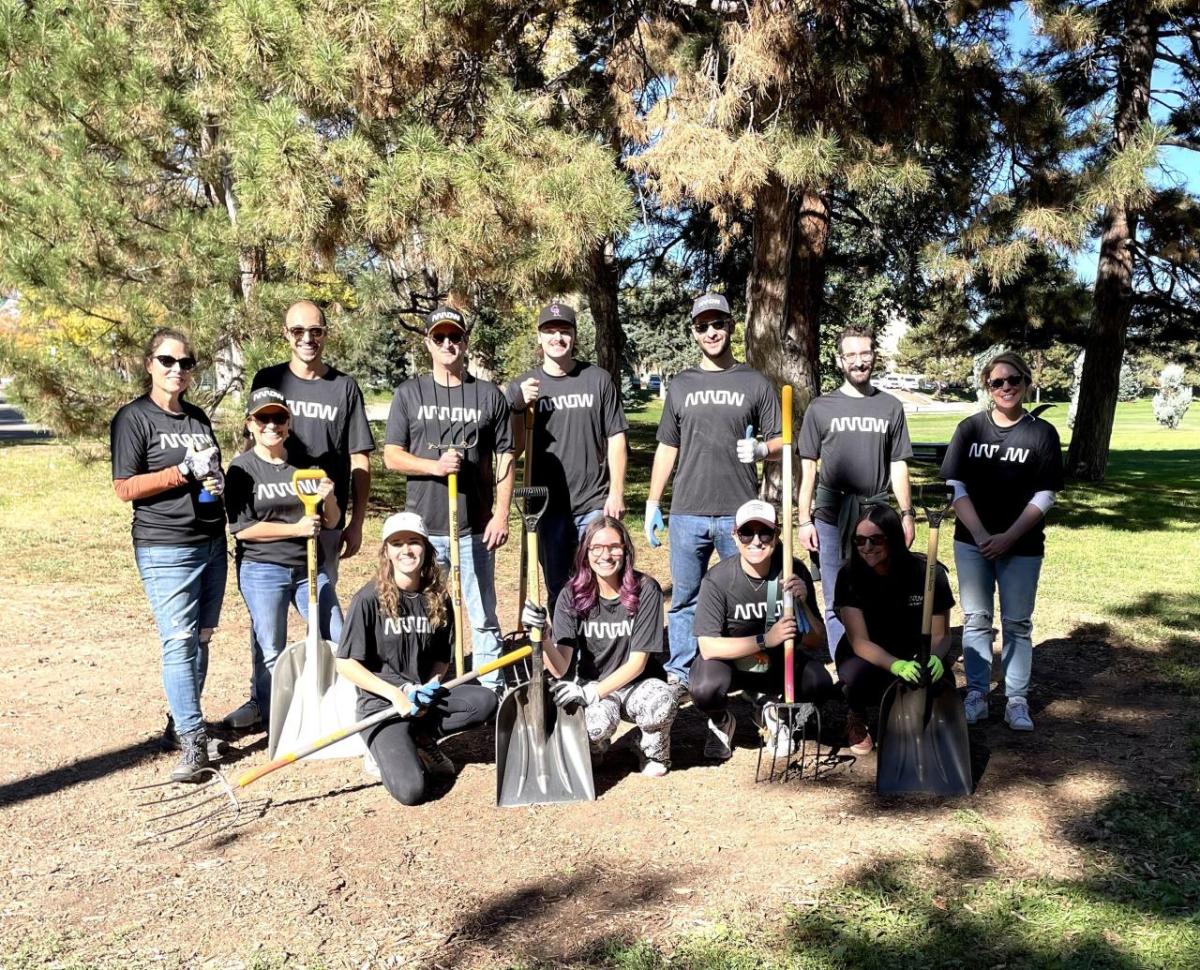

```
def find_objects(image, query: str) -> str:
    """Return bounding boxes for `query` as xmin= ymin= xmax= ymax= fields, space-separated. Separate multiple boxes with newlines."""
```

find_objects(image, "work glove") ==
xmin=521 ymin=600 xmax=547 ymax=633
xmin=645 ymin=501 xmax=665 ymax=549
xmin=890 ymin=659 xmax=922 ymax=684
xmin=201 ymin=467 xmax=225 ymax=498
xmin=926 ymin=655 xmax=944 ymax=682
xmin=178 ymin=445 xmax=219 ymax=480
xmin=736 ymin=437 xmax=769 ymax=463
xmin=551 ymin=680 xmax=599 ymax=710
xmin=404 ymin=678 xmax=449 ymax=711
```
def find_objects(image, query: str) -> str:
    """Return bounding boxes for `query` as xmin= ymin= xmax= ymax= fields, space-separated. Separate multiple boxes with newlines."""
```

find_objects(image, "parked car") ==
xmin=877 ymin=373 xmax=901 ymax=389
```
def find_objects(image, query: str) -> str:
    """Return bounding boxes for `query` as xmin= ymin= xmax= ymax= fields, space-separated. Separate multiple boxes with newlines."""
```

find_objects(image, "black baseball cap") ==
xmin=537 ymin=302 xmax=577 ymax=328
xmin=425 ymin=305 xmax=467 ymax=334
xmin=246 ymin=387 xmax=290 ymax=417
xmin=690 ymin=292 xmax=731 ymax=321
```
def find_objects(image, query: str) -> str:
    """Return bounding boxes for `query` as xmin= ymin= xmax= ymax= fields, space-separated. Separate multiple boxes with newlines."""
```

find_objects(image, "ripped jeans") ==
xmin=583 ymin=678 xmax=678 ymax=767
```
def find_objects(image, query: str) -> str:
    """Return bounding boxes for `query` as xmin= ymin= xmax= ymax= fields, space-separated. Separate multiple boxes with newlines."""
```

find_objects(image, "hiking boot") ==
xmin=846 ymin=712 xmax=873 ymax=755
xmin=220 ymin=697 xmax=261 ymax=731
xmin=703 ymin=712 xmax=736 ymax=761
xmin=1004 ymin=696 xmax=1034 ymax=732
xmin=416 ymin=737 xmax=456 ymax=778
xmin=162 ymin=716 xmax=227 ymax=760
xmin=964 ymin=689 xmax=989 ymax=725
xmin=758 ymin=703 xmax=794 ymax=760
xmin=170 ymin=729 xmax=211 ymax=783
xmin=362 ymin=748 xmax=381 ymax=780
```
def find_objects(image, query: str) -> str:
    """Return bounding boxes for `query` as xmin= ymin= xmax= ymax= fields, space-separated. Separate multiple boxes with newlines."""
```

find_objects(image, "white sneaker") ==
xmin=759 ymin=703 xmax=794 ymax=760
xmin=362 ymin=749 xmax=381 ymax=779
xmin=964 ymin=690 xmax=989 ymax=725
xmin=221 ymin=697 xmax=261 ymax=730
xmin=1004 ymin=696 xmax=1034 ymax=732
xmin=417 ymin=742 xmax=456 ymax=777
xmin=704 ymin=712 xmax=736 ymax=761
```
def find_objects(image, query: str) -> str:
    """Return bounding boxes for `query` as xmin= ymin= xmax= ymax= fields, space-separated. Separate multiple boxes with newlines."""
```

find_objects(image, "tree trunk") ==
xmin=1066 ymin=8 xmax=1157 ymax=481
xmin=585 ymin=237 xmax=623 ymax=391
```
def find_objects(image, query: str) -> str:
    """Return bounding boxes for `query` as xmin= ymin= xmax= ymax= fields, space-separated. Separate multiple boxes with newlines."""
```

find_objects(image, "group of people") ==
xmin=111 ymin=293 xmax=1063 ymax=804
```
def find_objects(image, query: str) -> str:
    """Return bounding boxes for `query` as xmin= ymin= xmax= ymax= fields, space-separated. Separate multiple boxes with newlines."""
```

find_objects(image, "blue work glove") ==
xmin=404 ymin=678 xmax=449 ymax=710
xmin=645 ymin=501 xmax=665 ymax=549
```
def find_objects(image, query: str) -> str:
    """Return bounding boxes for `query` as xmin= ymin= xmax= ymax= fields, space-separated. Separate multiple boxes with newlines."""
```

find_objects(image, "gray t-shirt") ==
xmin=251 ymin=363 xmax=375 ymax=530
xmin=656 ymin=364 xmax=782 ymax=516
xmin=505 ymin=361 xmax=628 ymax=516
xmin=552 ymin=573 xmax=665 ymax=681
xmin=798 ymin=389 xmax=913 ymax=524
xmin=384 ymin=374 xmax=513 ymax=535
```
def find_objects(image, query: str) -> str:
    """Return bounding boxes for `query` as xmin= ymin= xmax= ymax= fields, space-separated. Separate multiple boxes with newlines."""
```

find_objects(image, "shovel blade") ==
xmin=269 ymin=635 xmax=364 ymax=761
xmin=876 ymin=678 xmax=973 ymax=797
xmin=495 ymin=682 xmax=595 ymax=807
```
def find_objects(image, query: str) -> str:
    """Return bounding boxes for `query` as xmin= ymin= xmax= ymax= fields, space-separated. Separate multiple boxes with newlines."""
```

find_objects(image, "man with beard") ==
xmin=645 ymin=293 xmax=783 ymax=697
xmin=798 ymin=325 xmax=915 ymax=661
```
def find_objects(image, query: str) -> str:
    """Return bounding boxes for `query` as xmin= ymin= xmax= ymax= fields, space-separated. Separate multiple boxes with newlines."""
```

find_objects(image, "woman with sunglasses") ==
xmin=834 ymin=505 xmax=955 ymax=755
xmin=521 ymin=517 xmax=677 ymax=777
xmin=335 ymin=513 xmax=498 ymax=804
xmin=110 ymin=328 xmax=228 ymax=782
xmin=940 ymin=352 xmax=1063 ymax=731
xmin=690 ymin=500 xmax=832 ymax=761
xmin=224 ymin=388 xmax=342 ymax=733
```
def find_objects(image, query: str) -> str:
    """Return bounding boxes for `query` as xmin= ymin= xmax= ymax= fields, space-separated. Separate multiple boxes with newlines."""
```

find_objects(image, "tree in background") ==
xmin=1152 ymin=362 xmax=1193 ymax=428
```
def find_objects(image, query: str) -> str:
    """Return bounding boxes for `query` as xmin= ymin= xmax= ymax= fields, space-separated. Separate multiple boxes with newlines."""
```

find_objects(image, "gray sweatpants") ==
xmin=585 ymin=678 xmax=677 ymax=767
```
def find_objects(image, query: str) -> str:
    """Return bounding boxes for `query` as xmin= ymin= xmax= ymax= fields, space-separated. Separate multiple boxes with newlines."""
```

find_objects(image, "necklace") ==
xmin=742 ymin=571 xmax=767 ymax=592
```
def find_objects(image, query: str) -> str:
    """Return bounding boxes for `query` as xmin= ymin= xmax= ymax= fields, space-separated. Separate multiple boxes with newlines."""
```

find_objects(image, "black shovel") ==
xmin=876 ymin=493 xmax=973 ymax=796
xmin=495 ymin=486 xmax=596 ymax=807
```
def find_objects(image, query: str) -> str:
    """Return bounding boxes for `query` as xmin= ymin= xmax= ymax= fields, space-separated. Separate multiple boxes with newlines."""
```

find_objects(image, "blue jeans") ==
xmin=238 ymin=559 xmax=343 ymax=727
xmin=815 ymin=519 xmax=846 ymax=662
xmin=666 ymin=514 xmax=738 ymax=683
xmin=430 ymin=533 xmax=503 ymax=689
xmin=540 ymin=507 xmax=604 ymax=615
xmin=134 ymin=537 xmax=228 ymax=736
xmin=955 ymin=541 xmax=1043 ymax=699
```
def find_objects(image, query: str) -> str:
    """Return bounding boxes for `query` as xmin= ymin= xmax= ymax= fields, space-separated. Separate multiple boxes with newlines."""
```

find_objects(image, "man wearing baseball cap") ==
xmin=383 ymin=305 xmax=514 ymax=691
xmin=689 ymin=499 xmax=832 ymax=760
xmin=645 ymin=292 xmax=784 ymax=698
xmin=505 ymin=301 xmax=628 ymax=612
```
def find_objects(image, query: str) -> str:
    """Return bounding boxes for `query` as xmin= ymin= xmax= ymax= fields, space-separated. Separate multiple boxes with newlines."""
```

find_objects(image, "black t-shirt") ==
xmin=798 ymin=389 xmax=913 ymax=524
xmin=251 ymin=364 xmax=375 ymax=530
xmin=693 ymin=552 xmax=818 ymax=640
xmin=336 ymin=580 xmax=454 ymax=717
xmin=832 ymin=555 xmax=954 ymax=664
xmin=657 ymin=364 xmax=782 ymax=515
xmin=939 ymin=410 xmax=1064 ymax=557
xmin=505 ymin=362 xmax=629 ymax=516
xmin=384 ymin=374 xmax=513 ymax=535
xmin=225 ymin=449 xmax=326 ymax=568
xmin=109 ymin=395 xmax=226 ymax=546
xmin=552 ymin=573 xmax=664 ymax=681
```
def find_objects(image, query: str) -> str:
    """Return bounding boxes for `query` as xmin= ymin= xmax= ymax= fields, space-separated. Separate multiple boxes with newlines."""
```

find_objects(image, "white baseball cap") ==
xmin=381 ymin=512 xmax=429 ymax=543
xmin=735 ymin=499 xmax=777 ymax=529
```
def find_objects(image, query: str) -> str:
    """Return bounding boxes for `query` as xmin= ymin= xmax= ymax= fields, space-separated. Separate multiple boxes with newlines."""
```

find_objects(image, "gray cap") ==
xmin=690 ymin=292 xmax=731 ymax=321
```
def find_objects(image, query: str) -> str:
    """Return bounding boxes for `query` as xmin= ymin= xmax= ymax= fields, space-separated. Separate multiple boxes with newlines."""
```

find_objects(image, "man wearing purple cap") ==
xmin=506 ymin=302 xmax=628 ymax=612
xmin=645 ymin=293 xmax=783 ymax=696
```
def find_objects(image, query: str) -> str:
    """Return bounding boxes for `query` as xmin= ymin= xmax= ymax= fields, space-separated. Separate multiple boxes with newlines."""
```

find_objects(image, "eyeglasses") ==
xmin=736 ymin=526 xmax=776 ymax=543
xmin=154 ymin=354 xmax=197 ymax=371
xmin=252 ymin=411 xmax=289 ymax=427
xmin=429 ymin=331 xmax=465 ymax=346
xmin=986 ymin=375 xmax=1025 ymax=390
xmin=287 ymin=326 xmax=326 ymax=341
xmin=588 ymin=543 xmax=625 ymax=558
xmin=840 ymin=351 xmax=876 ymax=361
xmin=692 ymin=319 xmax=729 ymax=334
xmin=853 ymin=534 xmax=887 ymax=549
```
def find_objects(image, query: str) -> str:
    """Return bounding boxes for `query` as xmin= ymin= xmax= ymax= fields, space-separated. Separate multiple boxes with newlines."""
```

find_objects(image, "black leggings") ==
xmin=364 ymin=684 xmax=497 ymax=805
xmin=838 ymin=654 xmax=954 ymax=716
xmin=690 ymin=653 xmax=837 ymax=720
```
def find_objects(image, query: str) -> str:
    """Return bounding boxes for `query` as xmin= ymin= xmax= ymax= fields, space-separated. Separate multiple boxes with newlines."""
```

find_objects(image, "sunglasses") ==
xmin=986 ymin=375 xmax=1025 ymax=390
xmin=736 ymin=526 xmax=776 ymax=542
xmin=252 ymin=411 xmax=289 ymax=427
xmin=692 ymin=319 xmax=729 ymax=334
xmin=287 ymin=326 xmax=326 ymax=340
xmin=429 ymin=331 xmax=465 ymax=346
xmin=154 ymin=354 xmax=197 ymax=371
xmin=853 ymin=534 xmax=887 ymax=549
xmin=588 ymin=543 xmax=625 ymax=558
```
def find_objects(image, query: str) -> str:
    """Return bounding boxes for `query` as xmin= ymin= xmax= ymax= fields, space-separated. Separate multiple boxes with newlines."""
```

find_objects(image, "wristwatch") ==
xmin=754 ymin=633 xmax=766 ymax=647
xmin=900 ymin=508 xmax=916 ymax=518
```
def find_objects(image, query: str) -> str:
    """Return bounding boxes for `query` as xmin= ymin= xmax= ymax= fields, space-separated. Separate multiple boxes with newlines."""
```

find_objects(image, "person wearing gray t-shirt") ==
xmin=645 ymin=293 xmax=783 ymax=694
xmin=797 ymin=325 xmax=915 ymax=661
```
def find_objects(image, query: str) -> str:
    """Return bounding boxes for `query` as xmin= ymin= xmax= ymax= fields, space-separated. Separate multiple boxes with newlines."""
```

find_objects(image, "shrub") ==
xmin=1152 ymin=364 xmax=1193 ymax=429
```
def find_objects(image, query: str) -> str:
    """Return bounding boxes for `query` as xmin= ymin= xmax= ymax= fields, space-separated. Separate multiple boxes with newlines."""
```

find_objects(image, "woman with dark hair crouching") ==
xmin=521 ymin=516 xmax=677 ymax=777
xmin=835 ymin=504 xmax=955 ymax=756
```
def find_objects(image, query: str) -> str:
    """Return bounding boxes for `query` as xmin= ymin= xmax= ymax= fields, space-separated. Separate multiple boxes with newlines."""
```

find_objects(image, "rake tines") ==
xmin=133 ymin=768 xmax=242 ymax=847
xmin=755 ymin=701 xmax=837 ymax=784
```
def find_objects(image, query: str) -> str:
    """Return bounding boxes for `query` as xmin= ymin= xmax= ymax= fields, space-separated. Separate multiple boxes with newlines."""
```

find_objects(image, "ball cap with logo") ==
xmin=690 ymin=292 xmax=732 ymax=321
xmin=735 ymin=499 xmax=777 ymax=530
xmin=537 ymin=302 xmax=577 ymax=328
xmin=382 ymin=511 xmax=430 ymax=543
xmin=246 ymin=387 xmax=291 ymax=418
xmin=424 ymin=305 xmax=467 ymax=335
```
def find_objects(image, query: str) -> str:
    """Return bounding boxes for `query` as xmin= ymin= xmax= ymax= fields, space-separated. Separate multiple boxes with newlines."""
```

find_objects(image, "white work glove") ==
xmin=201 ymin=467 xmax=225 ymax=497
xmin=551 ymin=680 xmax=599 ymax=709
xmin=521 ymin=600 xmax=547 ymax=633
xmin=736 ymin=437 xmax=769 ymax=463
xmin=178 ymin=445 xmax=219 ymax=479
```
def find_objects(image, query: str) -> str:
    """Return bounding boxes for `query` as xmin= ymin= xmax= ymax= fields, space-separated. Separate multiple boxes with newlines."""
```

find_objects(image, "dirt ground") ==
xmin=1 ymin=482 xmax=1193 ymax=968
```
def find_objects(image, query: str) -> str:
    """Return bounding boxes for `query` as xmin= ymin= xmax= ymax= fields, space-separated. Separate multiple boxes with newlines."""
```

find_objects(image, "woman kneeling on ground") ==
xmin=335 ymin=512 xmax=498 ymax=804
xmin=522 ymin=517 xmax=677 ymax=777
xmin=690 ymin=500 xmax=834 ymax=762
xmin=835 ymin=504 xmax=955 ymax=756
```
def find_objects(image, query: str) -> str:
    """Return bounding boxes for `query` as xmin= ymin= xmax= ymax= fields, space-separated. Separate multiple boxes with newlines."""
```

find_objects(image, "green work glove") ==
xmin=890 ymin=659 xmax=921 ymax=684
xmin=927 ymin=655 xmax=944 ymax=682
